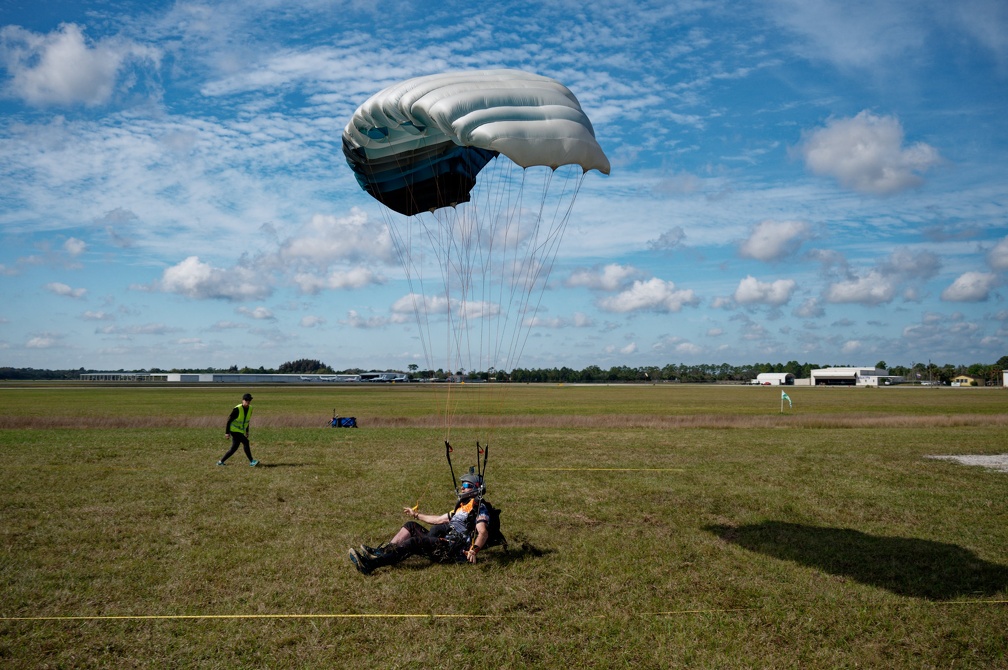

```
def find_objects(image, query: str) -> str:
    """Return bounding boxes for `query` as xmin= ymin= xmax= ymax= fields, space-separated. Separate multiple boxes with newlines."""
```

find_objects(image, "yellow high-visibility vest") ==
xmin=230 ymin=404 xmax=251 ymax=434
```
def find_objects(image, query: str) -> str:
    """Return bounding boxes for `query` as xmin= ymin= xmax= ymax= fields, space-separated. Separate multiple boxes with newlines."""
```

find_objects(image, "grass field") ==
xmin=1 ymin=383 xmax=1006 ymax=668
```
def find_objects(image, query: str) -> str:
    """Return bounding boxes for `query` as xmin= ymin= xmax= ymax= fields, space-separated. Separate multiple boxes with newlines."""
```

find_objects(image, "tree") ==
xmin=876 ymin=360 xmax=887 ymax=372
xmin=278 ymin=359 xmax=331 ymax=374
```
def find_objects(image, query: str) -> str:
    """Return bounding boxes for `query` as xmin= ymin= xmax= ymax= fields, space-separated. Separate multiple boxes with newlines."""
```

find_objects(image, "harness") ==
xmin=428 ymin=440 xmax=506 ymax=560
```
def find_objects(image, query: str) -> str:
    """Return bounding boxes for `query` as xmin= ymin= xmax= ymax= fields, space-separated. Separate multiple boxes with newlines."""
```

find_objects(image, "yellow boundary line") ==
xmin=4 ymin=601 xmax=1004 ymax=622
xmin=518 ymin=467 xmax=684 ymax=472
xmin=1 ymin=614 xmax=483 ymax=622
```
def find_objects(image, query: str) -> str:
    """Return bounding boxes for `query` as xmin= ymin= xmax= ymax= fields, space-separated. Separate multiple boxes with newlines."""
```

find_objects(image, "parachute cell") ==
xmin=342 ymin=69 xmax=610 ymax=216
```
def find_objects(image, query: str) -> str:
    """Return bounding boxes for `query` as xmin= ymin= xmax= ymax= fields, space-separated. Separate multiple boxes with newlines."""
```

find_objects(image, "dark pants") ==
xmin=397 ymin=521 xmax=459 ymax=562
xmin=221 ymin=433 xmax=253 ymax=463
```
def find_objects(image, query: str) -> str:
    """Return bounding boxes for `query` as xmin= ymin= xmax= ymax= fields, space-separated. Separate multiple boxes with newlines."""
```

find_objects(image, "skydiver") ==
xmin=349 ymin=470 xmax=492 ymax=575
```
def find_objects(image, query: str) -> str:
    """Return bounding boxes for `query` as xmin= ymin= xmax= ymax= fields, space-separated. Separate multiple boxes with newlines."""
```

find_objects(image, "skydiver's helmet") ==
xmin=459 ymin=467 xmax=484 ymax=501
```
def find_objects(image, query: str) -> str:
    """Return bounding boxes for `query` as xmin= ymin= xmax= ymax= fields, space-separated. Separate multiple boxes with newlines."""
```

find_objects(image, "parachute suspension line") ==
xmin=373 ymin=131 xmax=466 ymax=445
xmin=427 ymin=206 xmax=463 ymax=441
xmin=373 ymin=132 xmax=445 ymax=380
xmin=496 ymin=167 xmax=532 ymax=376
xmin=508 ymin=166 xmax=587 ymax=372
xmin=384 ymin=210 xmax=437 ymax=377
xmin=479 ymin=157 xmax=520 ymax=436
xmin=509 ymin=167 xmax=557 ymax=369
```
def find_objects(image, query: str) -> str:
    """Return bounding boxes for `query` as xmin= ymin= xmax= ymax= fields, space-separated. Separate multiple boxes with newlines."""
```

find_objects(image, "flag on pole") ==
xmin=781 ymin=390 xmax=792 ymax=409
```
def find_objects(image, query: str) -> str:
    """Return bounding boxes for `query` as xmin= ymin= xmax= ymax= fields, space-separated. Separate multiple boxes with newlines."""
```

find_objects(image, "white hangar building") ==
xmin=810 ymin=367 xmax=902 ymax=387
xmin=752 ymin=372 xmax=795 ymax=386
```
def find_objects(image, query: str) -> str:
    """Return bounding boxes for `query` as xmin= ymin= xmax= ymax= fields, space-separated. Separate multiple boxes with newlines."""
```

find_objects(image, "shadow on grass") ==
xmin=706 ymin=521 xmax=1008 ymax=600
xmin=258 ymin=462 xmax=310 ymax=468
xmin=493 ymin=538 xmax=554 ymax=566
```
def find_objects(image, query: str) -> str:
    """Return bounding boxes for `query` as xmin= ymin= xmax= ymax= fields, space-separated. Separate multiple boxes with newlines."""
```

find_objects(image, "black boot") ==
xmin=350 ymin=543 xmax=406 ymax=575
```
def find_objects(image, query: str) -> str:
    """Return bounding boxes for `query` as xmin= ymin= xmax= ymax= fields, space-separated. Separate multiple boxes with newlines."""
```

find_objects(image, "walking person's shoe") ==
xmin=249 ymin=460 xmax=259 ymax=467
xmin=217 ymin=460 xmax=226 ymax=466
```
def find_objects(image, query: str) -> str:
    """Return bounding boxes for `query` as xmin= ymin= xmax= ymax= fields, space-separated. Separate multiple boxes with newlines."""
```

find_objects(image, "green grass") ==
xmin=1 ymin=384 xmax=1006 ymax=667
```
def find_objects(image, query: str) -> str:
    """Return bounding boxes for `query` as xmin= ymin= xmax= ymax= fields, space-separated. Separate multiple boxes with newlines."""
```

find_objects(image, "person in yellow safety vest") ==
xmin=218 ymin=393 xmax=258 ymax=466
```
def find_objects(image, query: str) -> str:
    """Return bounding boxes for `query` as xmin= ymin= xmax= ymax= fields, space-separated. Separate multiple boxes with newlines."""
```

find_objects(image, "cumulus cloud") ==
xmin=941 ymin=271 xmax=998 ymax=302
xmin=391 ymin=293 xmax=451 ymax=318
xmin=825 ymin=270 xmax=896 ymax=305
xmin=597 ymin=278 xmax=699 ymax=313
xmin=797 ymin=111 xmax=940 ymax=195
xmin=236 ymin=306 xmax=275 ymax=320
xmin=529 ymin=312 xmax=594 ymax=328
xmin=987 ymin=236 xmax=1008 ymax=271
xmin=0 ymin=23 xmax=158 ymax=107
xmin=341 ymin=310 xmax=391 ymax=329
xmin=793 ymin=297 xmax=825 ymax=318
xmin=879 ymin=248 xmax=941 ymax=279
xmin=26 ymin=334 xmax=60 ymax=348
xmin=841 ymin=340 xmax=862 ymax=354
xmin=45 ymin=281 xmax=86 ymax=299
xmin=739 ymin=220 xmax=810 ymax=261
xmin=300 ymin=315 xmax=325 ymax=328
xmin=150 ymin=256 xmax=272 ymax=301
xmin=280 ymin=209 xmax=394 ymax=267
xmin=647 ymin=227 xmax=686 ymax=252
xmin=819 ymin=248 xmax=940 ymax=307
xmin=292 ymin=267 xmax=382 ymax=294
xmin=733 ymin=276 xmax=796 ymax=306
xmin=566 ymin=263 xmax=641 ymax=291
xmin=63 ymin=237 xmax=86 ymax=256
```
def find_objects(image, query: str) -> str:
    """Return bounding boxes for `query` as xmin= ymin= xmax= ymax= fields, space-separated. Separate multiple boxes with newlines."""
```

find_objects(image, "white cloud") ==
xmin=341 ymin=310 xmax=390 ymax=329
xmin=825 ymin=271 xmax=896 ymax=305
xmin=566 ymin=263 xmax=641 ymax=291
xmin=733 ymin=275 xmax=796 ymax=306
xmin=280 ymin=209 xmax=395 ymax=267
xmin=941 ymin=271 xmax=998 ymax=302
xmin=96 ymin=323 xmax=177 ymax=336
xmin=0 ymin=23 xmax=158 ymax=107
xmin=739 ymin=220 xmax=810 ymax=261
xmin=793 ymin=297 xmax=825 ymax=318
xmin=987 ymin=236 xmax=1008 ymax=271
xmin=647 ymin=226 xmax=687 ymax=252
xmin=841 ymin=340 xmax=862 ymax=354
xmin=797 ymin=111 xmax=940 ymax=195
xmin=152 ymin=256 xmax=272 ymax=301
xmin=26 ymin=334 xmax=59 ymax=348
xmin=45 ymin=281 xmax=86 ymax=299
xmin=391 ymin=293 xmax=451 ymax=317
xmin=765 ymin=0 xmax=928 ymax=70
xmin=529 ymin=312 xmax=594 ymax=328
xmin=292 ymin=267 xmax=382 ymax=294
xmin=300 ymin=315 xmax=325 ymax=328
xmin=236 ymin=306 xmax=275 ymax=320
xmin=63 ymin=237 xmax=86 ymax=256
xmin=598 ymin=278 xmax=699 ymax=313
xmin=676 ymin=341 xmax=702 ymax=355
xmin=880 ymin=248 xmax=941 ymax=279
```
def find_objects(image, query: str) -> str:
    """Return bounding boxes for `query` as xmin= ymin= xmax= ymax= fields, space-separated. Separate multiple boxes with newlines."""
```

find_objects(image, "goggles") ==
xmin=461 ymin=481 xmax=479 ymax=490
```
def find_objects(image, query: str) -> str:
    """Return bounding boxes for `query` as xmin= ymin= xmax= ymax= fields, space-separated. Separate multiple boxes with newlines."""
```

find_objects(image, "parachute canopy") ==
xmin=342 ymin=69 xmax=610 ymax=216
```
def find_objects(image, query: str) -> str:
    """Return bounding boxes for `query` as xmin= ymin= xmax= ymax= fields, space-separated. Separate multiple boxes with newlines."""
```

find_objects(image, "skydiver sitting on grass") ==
xmin=349 ymin=470 xmax=491 ymax=575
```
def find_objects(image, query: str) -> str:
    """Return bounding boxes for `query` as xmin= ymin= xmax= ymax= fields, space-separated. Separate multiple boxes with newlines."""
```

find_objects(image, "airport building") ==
xmin=809 ymin=367 xmax=903 ymax=387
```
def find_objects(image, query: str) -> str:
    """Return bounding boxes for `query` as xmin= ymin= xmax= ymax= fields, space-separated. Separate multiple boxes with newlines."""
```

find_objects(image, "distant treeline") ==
xmin=3 ymin=357 xmax=1006 ymax=384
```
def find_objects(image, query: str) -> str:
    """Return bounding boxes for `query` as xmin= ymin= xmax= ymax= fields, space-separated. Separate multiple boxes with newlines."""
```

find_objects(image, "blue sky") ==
xmin=1 ymin=0 xmax=1006 ymax=372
